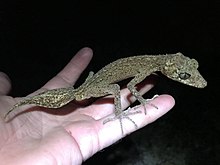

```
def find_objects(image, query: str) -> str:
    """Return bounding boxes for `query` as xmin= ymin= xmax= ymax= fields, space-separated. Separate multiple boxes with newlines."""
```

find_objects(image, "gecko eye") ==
xmin=179 ymin=72 xmax=191 ymax=80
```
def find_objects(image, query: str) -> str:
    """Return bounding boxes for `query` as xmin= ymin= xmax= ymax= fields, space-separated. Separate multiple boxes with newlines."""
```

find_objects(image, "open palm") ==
xmin=0 ymin=48 xmax=175 ymax=165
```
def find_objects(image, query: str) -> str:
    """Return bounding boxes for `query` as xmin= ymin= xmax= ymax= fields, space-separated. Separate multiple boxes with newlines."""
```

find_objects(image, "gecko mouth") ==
xmin=181 ymin=78 xmax=207 ymax=88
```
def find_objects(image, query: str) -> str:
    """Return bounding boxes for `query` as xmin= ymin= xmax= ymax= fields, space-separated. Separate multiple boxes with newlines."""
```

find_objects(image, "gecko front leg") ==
xmin=127 ymin=71 xmax=158 ymax=115
xmin=99 ymin=84 xmax=141 ymax=135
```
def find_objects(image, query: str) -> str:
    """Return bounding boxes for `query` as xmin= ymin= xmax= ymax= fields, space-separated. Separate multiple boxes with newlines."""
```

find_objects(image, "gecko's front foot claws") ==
xmin=103 ymin=108 xmax=142 ymax=134
xmin=139 ymin=94 xmax=159 ymax=114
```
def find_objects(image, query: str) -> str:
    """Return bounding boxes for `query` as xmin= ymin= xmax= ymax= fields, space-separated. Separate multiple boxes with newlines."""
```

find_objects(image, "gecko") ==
xmin=4 ymin=52 xmax=207 ymax=134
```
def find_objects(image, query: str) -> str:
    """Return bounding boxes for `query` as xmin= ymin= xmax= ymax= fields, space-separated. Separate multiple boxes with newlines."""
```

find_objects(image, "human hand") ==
xmin=0 ymin=48 xmax=175 ymax=165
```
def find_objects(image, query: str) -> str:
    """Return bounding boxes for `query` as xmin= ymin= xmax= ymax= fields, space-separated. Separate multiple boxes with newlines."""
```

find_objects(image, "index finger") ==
xmin=43 ymin=47 xmax=93 ymax=90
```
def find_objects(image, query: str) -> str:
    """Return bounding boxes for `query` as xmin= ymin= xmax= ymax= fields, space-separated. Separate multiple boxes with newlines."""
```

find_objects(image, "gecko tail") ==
xmin=4 ymin=99 xmax=31 ymax=121
xmin=4 ymin=87 xmax=77 ymax=121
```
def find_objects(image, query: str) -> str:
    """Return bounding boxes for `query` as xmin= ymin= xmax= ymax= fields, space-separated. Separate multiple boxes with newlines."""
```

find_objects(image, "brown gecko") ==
xmin=4 ymin=53 xmax=207 ymax=133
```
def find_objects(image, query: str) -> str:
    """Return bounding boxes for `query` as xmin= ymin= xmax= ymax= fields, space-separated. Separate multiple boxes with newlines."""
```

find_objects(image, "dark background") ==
xmin=0 ymin=1 xmax=219 ymax=164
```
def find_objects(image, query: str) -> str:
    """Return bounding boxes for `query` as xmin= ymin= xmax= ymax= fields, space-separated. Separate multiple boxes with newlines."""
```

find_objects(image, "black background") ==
xmin=0 ymin=1 xmax=219 ymax=164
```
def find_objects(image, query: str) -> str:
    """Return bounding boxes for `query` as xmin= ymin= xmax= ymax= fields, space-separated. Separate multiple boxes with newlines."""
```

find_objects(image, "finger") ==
xmin=97 ymin=94 xmax=175 ymax=148
xmin=0 ymin=72 xmax=11 ymax=95
xmin=59 ymin=94 xmax=174 ymax=160
xmin=84 ymin=75 xmax=157 ymax=119
xmin=43 ymin=47 xmax=93 ymax=90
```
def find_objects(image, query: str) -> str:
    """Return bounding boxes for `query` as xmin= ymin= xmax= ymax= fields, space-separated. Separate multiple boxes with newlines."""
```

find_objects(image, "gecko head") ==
xmin=161 ymin=53 xmax=207 ymax=88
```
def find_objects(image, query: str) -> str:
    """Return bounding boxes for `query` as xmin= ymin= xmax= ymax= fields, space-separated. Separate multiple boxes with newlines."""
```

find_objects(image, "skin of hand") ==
xmin=0 ymin=47 xmax=175 ymax=165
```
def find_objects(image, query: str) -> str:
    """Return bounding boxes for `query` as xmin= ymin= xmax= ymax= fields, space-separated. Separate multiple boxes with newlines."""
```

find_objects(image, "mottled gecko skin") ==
xmin=4 ymin=53 xmax=207 ymax=133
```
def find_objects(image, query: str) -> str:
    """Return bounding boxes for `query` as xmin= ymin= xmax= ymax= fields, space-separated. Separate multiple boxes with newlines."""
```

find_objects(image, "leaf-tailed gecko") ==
xmin=4 ymin=53 xmax=207 ymax=133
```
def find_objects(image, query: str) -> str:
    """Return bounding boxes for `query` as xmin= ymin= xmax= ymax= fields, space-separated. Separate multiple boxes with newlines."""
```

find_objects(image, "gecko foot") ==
xmin=139 ymin=94 xmax=159 ymax=115
xmin=103 ymin=108 xmax=142 ymax=135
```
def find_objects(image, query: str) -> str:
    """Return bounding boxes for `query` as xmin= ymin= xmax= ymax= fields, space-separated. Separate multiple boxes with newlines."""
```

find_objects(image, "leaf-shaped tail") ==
xmin=4 ymin=87 xmax=76 ymax=121
xmin=4 ymin=99 xmax=33 ymax=121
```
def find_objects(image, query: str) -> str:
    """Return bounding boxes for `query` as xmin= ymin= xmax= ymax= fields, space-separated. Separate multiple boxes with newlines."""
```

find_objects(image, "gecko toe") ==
xmin=103 ymin=108 xmax=142 ymax=134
